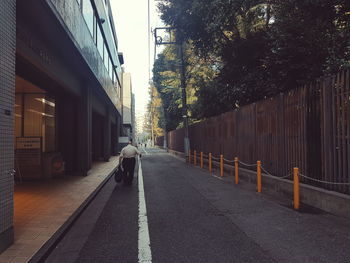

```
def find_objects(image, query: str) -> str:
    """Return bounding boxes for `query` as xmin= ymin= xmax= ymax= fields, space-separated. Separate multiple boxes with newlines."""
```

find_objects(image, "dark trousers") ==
xmin=122 ymin=157 xmax=136 ymax=185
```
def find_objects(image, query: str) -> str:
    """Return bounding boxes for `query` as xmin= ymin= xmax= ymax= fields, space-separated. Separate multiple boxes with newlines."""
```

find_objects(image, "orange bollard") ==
xmin=194 ymin=150 xmax=197 ymax=166
xmin=234 ymin=157 xmax=239 ymax=184
xmin=220 ymin=155 xmax=224 ymax=177
xmin=293 ymin=167 xmax=300 ymax=210
xmin=200 ymin=152 xmax=203 ymax=168
xmin=257 ymin=161 xmax=262 ymax=193
xmin=188 ymin=149 xmax=191 ymax=163
xmin=209 ymin=153 xmax=212 ymax=173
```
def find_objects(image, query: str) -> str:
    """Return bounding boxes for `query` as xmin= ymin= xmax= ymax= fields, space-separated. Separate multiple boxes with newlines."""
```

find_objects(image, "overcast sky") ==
xmin=110 ymin=0 xmax=164 ymax=117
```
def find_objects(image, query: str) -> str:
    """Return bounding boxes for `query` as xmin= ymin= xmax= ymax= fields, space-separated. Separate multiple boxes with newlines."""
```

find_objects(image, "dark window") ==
xmin=93 ymin=13 xmax=97 ymax=44
xmin=104 ymin=42 xmax=109 ymax=70
xmin=97 ymin=24 xmax=104 ymax=60
xmin=109 ymin=59 xmax=113 ymax=79
xmin=82 ymin=0 xmax=94 ymax=37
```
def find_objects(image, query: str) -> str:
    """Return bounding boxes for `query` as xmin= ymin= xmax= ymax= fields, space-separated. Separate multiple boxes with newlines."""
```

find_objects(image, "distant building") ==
xmin=0 ymin=0 xmax=123 ymax=252
xmin=135 ymin=112 xmax=145 ymax=136
xmin=119 ymin=72 xmax=136 ymax=148
xmin=131 ymin=93 xmax=136 ymax=143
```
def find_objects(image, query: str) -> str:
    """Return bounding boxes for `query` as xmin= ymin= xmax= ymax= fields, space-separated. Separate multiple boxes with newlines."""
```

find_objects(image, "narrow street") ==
xmin=44 ymin=148 xmax=350 ymax=263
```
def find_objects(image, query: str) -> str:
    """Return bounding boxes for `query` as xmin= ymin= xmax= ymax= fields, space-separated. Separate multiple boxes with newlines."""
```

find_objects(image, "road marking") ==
xmin=142 ymin=148 xmax=149 ymax=155
xmin=212 ymin=174 xmax=224 ymax=180
xmin=138 ymin=158 xmax=153 ymax=263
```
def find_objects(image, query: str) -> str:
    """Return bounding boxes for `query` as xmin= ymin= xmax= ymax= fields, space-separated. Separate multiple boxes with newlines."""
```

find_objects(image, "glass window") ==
xmin=104 ymin=43 xmax=109 ymax=70
xmin=24 ymin=94 xmax=44 ymax=137
xmin=97 ymin=25 xmax=104 ymax=59
xmin=109 ymin=59 xmax=113 ymax=80
xmin=43 ymin=96 xmax=56 ymax=152
xmin=82 ymin=0 xmax=94 ymax=37
xmin=15 ymin=95 xmax=23 ymax=138
xmin=93 ymin=14 xmax=97 ymax=44
xmin=23 ymin=94 xmax=56 ymax=152
xmin=15 ymin=77 xmax=56 ymax=153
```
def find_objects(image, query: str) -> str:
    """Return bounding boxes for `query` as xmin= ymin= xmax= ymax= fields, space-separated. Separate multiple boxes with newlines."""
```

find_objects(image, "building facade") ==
xmin=0 ymin=0 xmax=123 ymax=251
xmin=119 ymin=72 xmax=135 ymax=148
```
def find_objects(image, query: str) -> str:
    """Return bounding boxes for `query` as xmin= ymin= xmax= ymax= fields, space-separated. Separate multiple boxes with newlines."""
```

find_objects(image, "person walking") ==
xmin=119 ymin=140 xmax=141 ymax=185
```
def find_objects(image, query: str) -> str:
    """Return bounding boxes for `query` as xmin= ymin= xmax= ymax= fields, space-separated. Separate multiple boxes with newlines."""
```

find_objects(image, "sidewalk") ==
xmin=0 ymin=157 xmax=118 ymax=263
xmin=178 ymin=154 xmax=350 ymax=262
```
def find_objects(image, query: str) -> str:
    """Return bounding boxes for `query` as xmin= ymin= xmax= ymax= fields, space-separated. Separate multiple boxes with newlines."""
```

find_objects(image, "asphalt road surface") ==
xmin=45 ymin=148 xmax=350 ymax=263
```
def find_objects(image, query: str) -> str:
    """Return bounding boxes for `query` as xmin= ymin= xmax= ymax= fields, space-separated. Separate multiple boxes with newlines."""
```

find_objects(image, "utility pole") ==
xmin=147 ymin=0 xmax=155 ymax=147
xmin=154 ymin=27 xmax=190 ymax=156
xmin=150 ymin=86 xmax=154 ymax=147
xmin=179 ymin=41 xmax=189 ymax=155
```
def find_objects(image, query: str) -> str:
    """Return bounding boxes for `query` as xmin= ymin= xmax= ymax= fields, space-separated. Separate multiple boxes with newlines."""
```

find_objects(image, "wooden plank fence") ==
xmin=157 ymin=69 xmax=350 ymax=194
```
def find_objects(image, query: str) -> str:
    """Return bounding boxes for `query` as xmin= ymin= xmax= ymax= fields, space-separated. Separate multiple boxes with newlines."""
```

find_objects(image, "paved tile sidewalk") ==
xmin=0 ymin=157 xmax=118 ymax=263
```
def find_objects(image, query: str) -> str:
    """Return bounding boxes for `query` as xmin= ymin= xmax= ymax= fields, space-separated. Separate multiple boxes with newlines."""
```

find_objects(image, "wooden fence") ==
xmin=156 ymin=69 xmax=350 ymax=194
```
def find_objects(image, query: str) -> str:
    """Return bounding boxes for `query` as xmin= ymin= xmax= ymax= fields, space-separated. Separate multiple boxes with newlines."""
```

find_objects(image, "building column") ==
xmin=112 ymin=114 xmax=121 ymax=155
xmin=115 ymin=114 xmax=122 ymax=153
xmin=103 ymin=107 xmax=111 ymax=161
xmin=0 ymin=0 xmax=16 ymax=252
xmin=77 ymin=85 xmax=92 ymax=175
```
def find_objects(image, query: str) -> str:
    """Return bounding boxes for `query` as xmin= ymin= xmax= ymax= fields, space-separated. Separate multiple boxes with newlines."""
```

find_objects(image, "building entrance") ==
xmin=14 ymin=76 xmax=63 ymax=180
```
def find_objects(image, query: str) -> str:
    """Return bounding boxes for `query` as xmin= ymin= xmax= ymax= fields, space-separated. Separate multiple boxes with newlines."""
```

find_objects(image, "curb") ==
xmin=28 ymin=165 xmax=118 ymax=263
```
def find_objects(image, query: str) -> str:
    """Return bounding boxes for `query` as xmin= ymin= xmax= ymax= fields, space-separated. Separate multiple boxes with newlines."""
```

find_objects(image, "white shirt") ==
xmin=120 ymin=144 xmax=140 ymax=158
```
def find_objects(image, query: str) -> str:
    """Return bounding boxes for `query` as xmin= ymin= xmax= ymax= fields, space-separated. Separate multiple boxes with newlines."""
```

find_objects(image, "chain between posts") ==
xmin=260 ymin=165 xmax=291 ymax=179
xmin=191 ymin=152 xmax=348 ymax=183
xmin=223 ymin=158 xmax=235 ymax=164
xmin=211 ymin=155 xmax=221 ymax=161
xmin=238 ymin=160 xmax=257 ymax=167
xmin=299 ymin=173 xmax=350 ymax=185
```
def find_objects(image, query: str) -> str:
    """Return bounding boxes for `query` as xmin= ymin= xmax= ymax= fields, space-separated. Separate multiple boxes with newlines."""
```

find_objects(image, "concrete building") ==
xmin=135 ymin=112 xmax=145 ymax=141
xmin=119 ymin=72 xmax=136 ymax=148
xmin=0 ymin=0 xmax=123 ymax=252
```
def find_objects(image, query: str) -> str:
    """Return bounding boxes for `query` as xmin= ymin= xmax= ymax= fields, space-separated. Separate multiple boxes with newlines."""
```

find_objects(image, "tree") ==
xmin=159 ymin=0 xmax=276 ymax=108
xmin=265 ymin=0 xmax=350 ymax=90
xmin=157 ymin=0 xmax=350 ymax=119
xmin=153 ymin=41 xmax=218 ymax=128
xmin=144 ymin=85 xmax=165 ymax=140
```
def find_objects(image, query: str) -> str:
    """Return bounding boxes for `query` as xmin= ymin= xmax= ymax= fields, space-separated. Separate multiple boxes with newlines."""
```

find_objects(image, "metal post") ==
xmin=257 ymin=161 xmax=262 ymax=193
xmin=234 ymin=157 xmax=239 ymax=184
xmin=220 ymin=155 xmax=224 ymax=177
xmin=200 ymin=152 xmax=203 ymax=168
xmin=294 ymin=167 xmax=300 ymax=210
xmin=150 ymin=88 xmax=154 ymax=147
xmin=209 ymin=153 xmax=212 ymax=173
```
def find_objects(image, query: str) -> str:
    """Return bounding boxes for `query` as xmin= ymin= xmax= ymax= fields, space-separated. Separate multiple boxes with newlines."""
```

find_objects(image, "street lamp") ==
xmin=154 ymin=27 xmax=190 ymax=156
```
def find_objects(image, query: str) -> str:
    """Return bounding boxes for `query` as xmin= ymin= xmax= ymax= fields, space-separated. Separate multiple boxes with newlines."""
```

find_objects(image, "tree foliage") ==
xmin=144 ymin=85 xmax=165 ymax=139
xmin=152 ymin=43 xmax=218 ymax=130
xmin=155 ymin=0 xmax=350 ymax=119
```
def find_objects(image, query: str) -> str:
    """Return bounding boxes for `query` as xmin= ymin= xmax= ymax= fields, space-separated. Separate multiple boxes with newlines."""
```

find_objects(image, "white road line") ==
xmin=138 ymin=158 xmax=153 ymax=263
xmin=142 ymin=148 xmax=149 ymax=155
xmin=212 ymin=174 xmax=224 ymax=180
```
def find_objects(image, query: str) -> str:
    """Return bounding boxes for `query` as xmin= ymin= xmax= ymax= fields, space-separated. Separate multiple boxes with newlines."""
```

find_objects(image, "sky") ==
xmin=110 ymin=0 xmax=164 ymax=116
